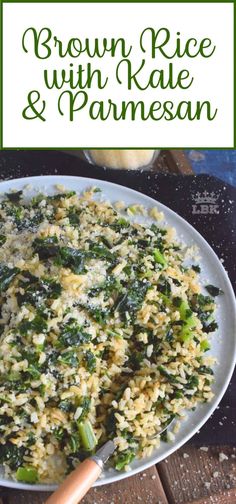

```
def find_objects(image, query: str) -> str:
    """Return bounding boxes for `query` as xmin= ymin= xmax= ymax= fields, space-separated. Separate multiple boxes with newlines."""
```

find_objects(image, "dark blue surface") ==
xmin=185 ymin=150 xmax=236 ymax=187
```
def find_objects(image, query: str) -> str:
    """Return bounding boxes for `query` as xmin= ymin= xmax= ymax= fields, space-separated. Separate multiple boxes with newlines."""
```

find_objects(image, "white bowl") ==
xmin=0 ymin=175 xmax=235 ymax=491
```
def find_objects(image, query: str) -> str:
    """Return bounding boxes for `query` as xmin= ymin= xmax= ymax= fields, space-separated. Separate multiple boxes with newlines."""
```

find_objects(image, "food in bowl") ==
xmin=0 ymin=186 xmax=219 ymax=484
xmin=87 ymin=149 xmax=157 ymax=169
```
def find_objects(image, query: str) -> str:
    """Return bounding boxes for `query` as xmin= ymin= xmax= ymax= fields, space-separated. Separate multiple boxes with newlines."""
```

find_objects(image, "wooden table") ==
xmin=1 ymin=445 xmax=235 ymax=504
xmin=0 ymin=150 xmax=235 ymax=504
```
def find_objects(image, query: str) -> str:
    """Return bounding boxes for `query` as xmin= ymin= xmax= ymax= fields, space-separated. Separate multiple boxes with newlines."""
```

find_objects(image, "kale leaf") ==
xmin=201 ymin=321 xmax=218 ymax=333
xmin=33 ymin=238 xmax=88 ymax=273
xmin=0 ymin=442 xmax=26 ymax=470
xmin=185 ymin=375 xmax=199 ymax=389
xmin=0 ymin=235 xmax=6 ymax=247
xmin=106 ymin=410 xmax=117 ymax=435
xmin=59 ymin=319 xmax=91 ymax=347
xmin=84 ymin=350 xmax=96 ymax=373
xmin=18 ymin=312 xmax=48 ymax=335
xmin=88 ymin=275 xmax=120 ymax=300
xmin=0 ymin=265 xmax=20 ymax=292
xmin=58 ymin=400 xmax=74 ymax=412
xmin=47 ymin=191 xmax=76 ymax=201
xmin=114 ymin=448 xmax=136 ymax=470
xmin=17 ymin=272 xmax=62 ymax=307
xmin=158 ymin=365 xmax=179 ymax=384
xmin=192 ymin=264 xmax=201 ymax=273
xmin=127 ymin=350 xmax=146 ymax=370
xmin=32 ymin=236 xmax=59 ymax=260
xmin=190 ymin=294 xmax=214 ymax=312
xmin=67 ymin=207 xmax=81 ymax=226
xmin=58 ymin=247 xmax=88 ymax=274
xmin=114 ymin=279 xmax=150 ymax=321
xmin=58 ymin=350 xmax=78 ymax=367
xmin=198 ymin=365 xmax=214 ymax=375
xmin=205 ymin=284 xmax=224 ymax=297
xmin=88 ymin=243 xmax=114 ymax=261
xmin=76 ymin=397 xmax=91 ymax=422
xmin=77 ymin=304 xmax=109 ymax=325
xmin=157 ymin=277 xmax=171 ymax=297
xmin=5 ymin=190 xmax=23 ymax=204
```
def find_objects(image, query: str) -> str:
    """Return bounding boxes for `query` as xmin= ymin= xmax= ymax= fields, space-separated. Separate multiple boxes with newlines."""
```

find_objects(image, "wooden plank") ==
xmin=154 ymin=150 xmax=194 ymax=175
xmin=184 ymin=487 xmax=236 ymax=504
xmin=0 ymin=489 xmax=8 ymax=504
xmin=3 ymin=466 xmax=168 ymax=504
xmin=157 ymin=445 xmax=236 ymax=504
xmin=0 ymin=488 xmax=50 ymax=504
xmin=151 ymin=149 xmax=194 ymax=174
xmin=83 ymin=466 xmax=168 ymax=504
xmin=168 ymin=150 xmax=194 ymax=175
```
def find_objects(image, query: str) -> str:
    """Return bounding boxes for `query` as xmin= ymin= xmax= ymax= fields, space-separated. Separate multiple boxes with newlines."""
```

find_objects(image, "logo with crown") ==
xmin=191 ymin=191 xmax=219 ymax=215
xmin=192 ymin=191 xmax=219 ymax=205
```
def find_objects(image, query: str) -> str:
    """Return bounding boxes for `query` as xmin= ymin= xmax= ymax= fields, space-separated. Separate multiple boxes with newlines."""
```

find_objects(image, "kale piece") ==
xmin=109 ymin=218 xmax=130 ymax=232
xmin=88 ymin=275 xmax=120 ymax=300
xmin=47 ymin=191 xmax=76 ymax=201
xmin=106 ymin=410 xmax=117 ymax=436
xmin=26 ymin=364 xmax=41 ymax=380
xmin=58 ymin=247 xmax=88 ymax=274
xmin=22 ymin=210 xmax=44 ymax=229
xmin=201 ymin=321 xmax=218 ymax=333
xmin=58 ymin=350 xmax=78 ymax=367
xmin=136 ymin=239 xmax=150 ymax=249
xmin=0 ymin=442 xmax=26 ymax=470
xmin=158 ymin=365 xmax=179 ymax=384
xmin=114 ymin=279 xmax=150 ymax=321
xmin=0 ymin=235 xmax=6 ymax=247
xmin=172 ymin=297 xmax=182 ymax=307
xmin=17 ymin=273 xmax=62 ymax=307
xmin=190 ymin=294 xmax=214 ymax=312
xmin=185 ymin=375 xmax=199 ymax=389
xmin=76 ymin=397 xmax=91 ymax=422
xmin=32 ymin=236 xmax=59 ymax=260
xmin=88 ymin=243 xmax=114 ymax=261
xmin=33 ymin=235 xmax=115 ymax=273
xmin=156 ymin=277 xmax=171 ymax=297
xmin=150 ymin=224 xmax=167 ymax=236
xmin=5 ymin=190 xmax=23 ymax=204
xmin=114 ymin=448 xmax=136 ymax=470
xmin=100 ymin=236 xmax=112 ymax=249
xmin=84 ymin=350 xmax=96 ymax=373
xmin=192 ymin=264 xmax=201 ymax=273
xmin=67 ymin=207 xmax=81 ymax=226
xmin=18 ymin=312 xmax=48 ymax=335
xmin=198 ymin=365 xmax=214 ymax=375
xmin=0 ymin=414 xmax=13 ymax=427
xmin=68 ymin=432 xmax=81 ymax=453
xmin=77 ymin=304 xmax=109 ymax=325
xmin=126 ymin=350 xmax=146 ymax=370
xmin=59 ymin=319 xmax=91 ymax=347
xmin=0 ymin=265 xmax=20 ymax=292
xmin=58 ymin=400 xmax=74 ymax=412
xmin=165 ymin=328 xmax=174 ymax=342
xmin=205 ymin=284 xmax=224 ymax=297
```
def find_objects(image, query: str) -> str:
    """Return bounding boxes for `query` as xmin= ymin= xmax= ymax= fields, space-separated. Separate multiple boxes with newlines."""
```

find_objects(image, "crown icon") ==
xmin=192 ymin=191 xmax=219 ymax=204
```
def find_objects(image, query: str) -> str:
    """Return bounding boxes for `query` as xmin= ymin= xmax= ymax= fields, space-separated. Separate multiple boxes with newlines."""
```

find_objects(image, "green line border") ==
xmin=2 ymin=0 xmax=235 ymax=3
xmin=0 ymin=0 xmax=235 ymax=150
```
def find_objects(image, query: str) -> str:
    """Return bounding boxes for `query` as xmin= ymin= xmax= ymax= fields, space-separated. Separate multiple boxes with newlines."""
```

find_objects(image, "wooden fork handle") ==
xmin=45 ymin=459 xmax=101 ymax=504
